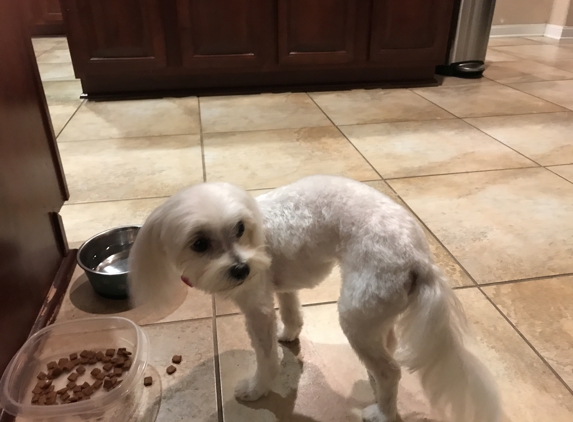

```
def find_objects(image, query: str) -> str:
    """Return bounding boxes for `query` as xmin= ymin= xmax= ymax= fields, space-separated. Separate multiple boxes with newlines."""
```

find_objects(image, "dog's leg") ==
xmin=277 ymin=291 xmax=303 ymax=342
xmin=233 ymin=286 xmax=280 ymax=401
xmin=339 ymin=289 xmax=402 ymax=422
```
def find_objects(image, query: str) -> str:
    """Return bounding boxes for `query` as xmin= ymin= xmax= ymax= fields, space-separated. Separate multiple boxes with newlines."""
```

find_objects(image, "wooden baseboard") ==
xmin=30 ymin=249 xmax=77 ymax=333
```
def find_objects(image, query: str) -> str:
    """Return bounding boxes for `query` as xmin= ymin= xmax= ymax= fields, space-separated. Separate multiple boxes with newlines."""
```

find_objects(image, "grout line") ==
xmin=56 ymin=130 xmax=202 ymax=144
xmin=211 ymin=296 xmax=224 ymax=422
xmin=385 ymin=165 xmax=541 ymax=181
xmin=139 ymin=314 xmax=213 ymax=328
xmin=63 ymin=195 xmax=171 ymax=207
xmin=306 ymin=93 xmax=384 ymax=181
xmin=198 ymin=98 xmax=207 ymax=183
xmin=55 ymin=99 xmax=84 ymax=138
xmin=545 ymin=166 xmax=573 ymax=186
xmin=455 ymin=271 xmax=573 ymax=289
xmin=476 ymin=287 xmax=573 ymax=397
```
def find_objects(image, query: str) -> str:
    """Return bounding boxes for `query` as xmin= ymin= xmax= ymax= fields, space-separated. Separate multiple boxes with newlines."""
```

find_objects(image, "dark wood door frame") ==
xmin=0 ymin=3 xmax=76 ymax=418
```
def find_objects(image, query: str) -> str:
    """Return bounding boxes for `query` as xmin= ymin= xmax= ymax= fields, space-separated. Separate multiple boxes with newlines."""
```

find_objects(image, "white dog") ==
xmin=128 ymin=175 xmax=500 ymax=422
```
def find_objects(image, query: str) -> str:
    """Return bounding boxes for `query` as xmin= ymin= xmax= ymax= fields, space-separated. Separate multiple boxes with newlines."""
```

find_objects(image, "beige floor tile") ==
xmin=550 ymin=59 xmax=573 ymax=72
xmin=32 ymin=37 xmax=67 ymax=53
xmin=484 ymin=60 xmax=573 ymax=83
xmin=42 ymin=80 xmax=83 ymax=105
xmin=526 ymin=36 xmax=573 ymax=45
xmin=493 ymin=44 xmax=573 ymax=62
xmin=457 ymin=288 xmax=573 ymax=421
xmin=36 ymin=48 xmax=72 ymax=63
xmin=38 ymin=62 xmax=76 ymax=81
xmin=143 ymin=319 xmax=218 ymax=421
xmin=309 ymin=89 xmax=454 ymax=125
xmin=549 ymin=164 xmax=573 ymax=182
xmin=483 ymin=276 xmax=573 ymax=390
xmin=466 ymin=112 xmax=573 ymax=165
xmin=435 ymin=75 xmax=490 ymax=87
xmin=48 ymin=102 xmax=82 ymax=136
xmin=485 ymin=48 xmax=520 ymax=62
xmin=204 ymin=127 xmax=379 ymax=190
xmin=60 ymin=197 xmax=167 ymax=244
xmin=59 ymin=134 xmax=203 ymax=203
xmin=488 ymin=37 xmax=542 ymax=47
xmin=56 ymin=265 xmax=213 ymax=326
xmin=389 ymin=168 xmax=573 ymax=283
xmin=510 ymin=80 xmax=573 ymax=110
xmin=200 ymin=93 xmax=331 ymax=133
xmin=413 ymin=81 xmax=564 ymax=118
xmin=59 ymin=98 xmax=200 ymax=141
xmin=341 ymin=120 xmax=535 ymax=178
xmin=217 ymin=291 xmax=573 ymax=422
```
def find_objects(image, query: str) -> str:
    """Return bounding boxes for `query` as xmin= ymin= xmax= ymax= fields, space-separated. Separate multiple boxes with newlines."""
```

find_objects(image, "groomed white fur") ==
xmin=128 ymin=175 xmax=501 ymax=422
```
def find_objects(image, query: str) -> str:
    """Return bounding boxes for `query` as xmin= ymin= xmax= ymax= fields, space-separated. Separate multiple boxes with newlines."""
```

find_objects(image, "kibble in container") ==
xmin=0 ymin=317 xmax=149 ymax=421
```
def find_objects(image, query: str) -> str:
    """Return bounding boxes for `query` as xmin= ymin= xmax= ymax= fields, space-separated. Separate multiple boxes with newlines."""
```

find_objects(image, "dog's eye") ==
xmin=191 ymin=238 xmax=210 ymax=253
xmin=236 ymin=221 xmax=245 ymax=238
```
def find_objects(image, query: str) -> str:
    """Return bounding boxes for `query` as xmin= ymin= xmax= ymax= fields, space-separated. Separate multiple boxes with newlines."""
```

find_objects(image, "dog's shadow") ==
xmin=136 ymin=340 xmax=440 ymax=422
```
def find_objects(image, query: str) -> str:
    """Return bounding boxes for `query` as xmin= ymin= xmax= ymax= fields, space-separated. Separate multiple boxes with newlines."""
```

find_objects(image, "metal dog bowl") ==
xmin=77 ymin=226 xmax=140 ymax=300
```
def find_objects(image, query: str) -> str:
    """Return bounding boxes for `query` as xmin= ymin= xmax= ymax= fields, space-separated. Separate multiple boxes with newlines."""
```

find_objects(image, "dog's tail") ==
xmin=396 ymin=264 xmax=501 ymax=422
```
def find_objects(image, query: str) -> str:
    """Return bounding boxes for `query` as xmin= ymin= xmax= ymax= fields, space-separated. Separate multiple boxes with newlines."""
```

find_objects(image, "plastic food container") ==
xmin=0 ymin=317 xmax=149 ymax=421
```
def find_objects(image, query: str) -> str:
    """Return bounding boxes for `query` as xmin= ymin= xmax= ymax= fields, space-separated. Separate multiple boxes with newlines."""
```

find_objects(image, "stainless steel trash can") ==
xmin=438 ymin=0 xmax=497 ymax=78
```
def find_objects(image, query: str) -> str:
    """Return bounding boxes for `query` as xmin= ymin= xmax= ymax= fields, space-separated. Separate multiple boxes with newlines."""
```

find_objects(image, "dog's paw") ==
xmin=278 ymin=324 xmax=302 ymax=343
xmin=234 ymin=378 xmax=269 ymax=402
xmin=362 ymin=404 xmax=398 ymax=422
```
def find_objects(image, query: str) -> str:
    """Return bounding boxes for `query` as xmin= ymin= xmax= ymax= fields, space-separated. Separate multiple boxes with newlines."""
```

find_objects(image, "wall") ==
xmin=493 ymin=0 xmax=554 ymax=25
xmin=549 ymin=0 xmax=570 ymax=25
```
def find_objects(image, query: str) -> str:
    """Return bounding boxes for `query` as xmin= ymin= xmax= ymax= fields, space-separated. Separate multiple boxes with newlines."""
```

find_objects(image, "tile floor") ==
xmin=33 ymin=35 xmax=573 ymax=421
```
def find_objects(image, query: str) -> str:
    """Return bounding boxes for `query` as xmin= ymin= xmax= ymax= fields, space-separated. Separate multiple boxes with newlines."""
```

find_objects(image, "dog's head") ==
xmin=128 ymin=183 xmax=271 ymax=306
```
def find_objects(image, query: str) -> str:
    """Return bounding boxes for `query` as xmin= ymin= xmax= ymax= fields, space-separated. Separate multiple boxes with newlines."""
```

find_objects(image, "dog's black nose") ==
xmin=229 ymin=263 xmax=250 ymax=281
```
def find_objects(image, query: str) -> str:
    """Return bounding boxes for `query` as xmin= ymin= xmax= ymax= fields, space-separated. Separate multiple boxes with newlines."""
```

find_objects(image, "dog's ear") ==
xmin=128 ymin=208 xmax=180 ymax=308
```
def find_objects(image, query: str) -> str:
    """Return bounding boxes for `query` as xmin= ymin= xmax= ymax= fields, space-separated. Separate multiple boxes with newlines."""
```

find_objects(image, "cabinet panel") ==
xmin=62 ymin=0 xmax=166 ymax=72
xmin=177 ymin=0 xmax=272 ymax=69
xmin=370 ymin=0 xmax=455 ymax=64
xmin=28 ymin=0 xmax=65 ymax=35
xmin=278 ymin=0 xmax=358 ymax=65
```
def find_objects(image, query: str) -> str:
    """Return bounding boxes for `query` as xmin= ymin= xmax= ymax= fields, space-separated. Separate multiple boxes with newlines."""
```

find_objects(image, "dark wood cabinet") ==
xmin=61 ymin=0 xmax=457 ymax=98
xmin=1 ymin=0 xmax=75 ymax=379
xmin=278 ymin=0 xmax=359 ymax=65
xmin=177 ymin=0 xmax=273 ymax=69
xmin=27 ymin=0 xmax=65 ymax=36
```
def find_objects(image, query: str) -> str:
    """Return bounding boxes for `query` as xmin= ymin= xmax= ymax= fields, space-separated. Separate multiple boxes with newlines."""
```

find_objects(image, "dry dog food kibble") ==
xmin=143 ymin=376 xmax=153 ymax=387
xmin=166 ymin=365 xmax=177 ymax=375
xmin=172 ymin=355 xmax=182 ymax=364
xmin=30 ymin=347 xmax=133 ymax=405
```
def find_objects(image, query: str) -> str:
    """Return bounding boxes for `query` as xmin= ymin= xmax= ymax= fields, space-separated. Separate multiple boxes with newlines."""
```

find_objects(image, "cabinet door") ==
xmin=177 ymin=0 xmax=272 ymax=69
xmin=278 ymin=0 xmax=358 ymax=65
xmin=62 ymin=0 xmax=167 ymax=73
xmin=28 ymin=0 xmax=65 ymax=35
xmin=370 ymin=0 xmax=455 ymax=64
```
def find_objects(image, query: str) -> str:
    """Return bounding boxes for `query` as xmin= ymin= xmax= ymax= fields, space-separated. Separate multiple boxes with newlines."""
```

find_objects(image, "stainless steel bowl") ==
xmin=77 ymin=226 xmax=140 ymax=300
